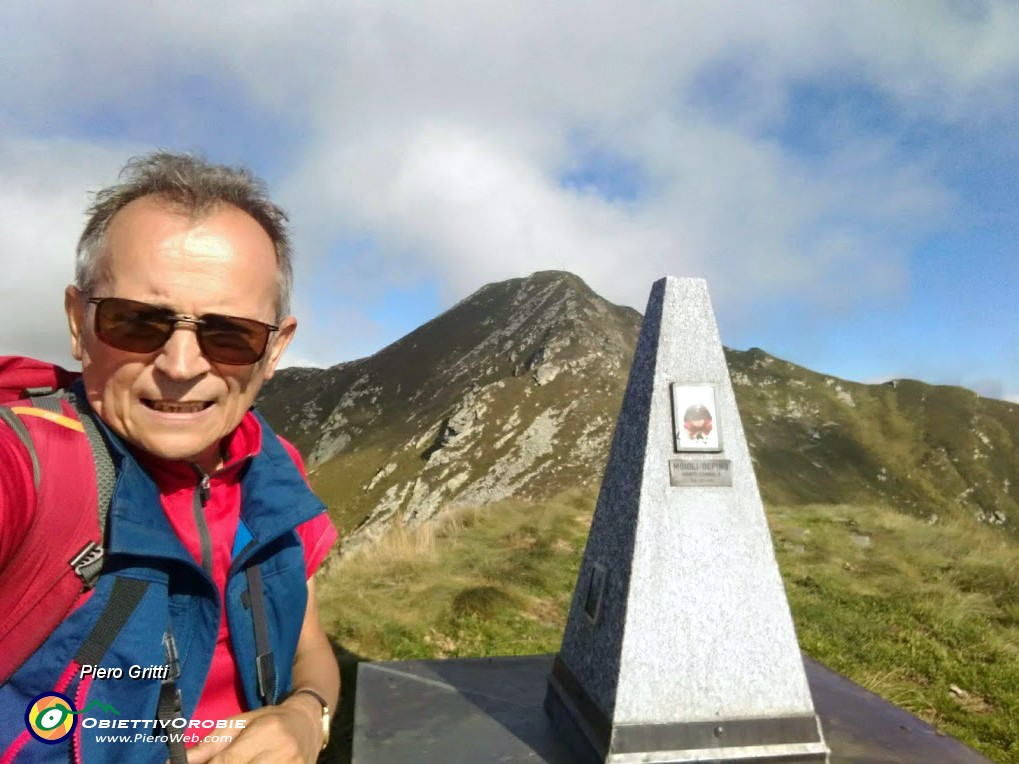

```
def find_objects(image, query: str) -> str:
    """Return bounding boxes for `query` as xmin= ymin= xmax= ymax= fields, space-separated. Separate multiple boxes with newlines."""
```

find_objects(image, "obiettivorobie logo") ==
xmin=24 ymin=692 xmax=248 ymax=748
xmin=24 ymin=693 xmax=119 ymax=744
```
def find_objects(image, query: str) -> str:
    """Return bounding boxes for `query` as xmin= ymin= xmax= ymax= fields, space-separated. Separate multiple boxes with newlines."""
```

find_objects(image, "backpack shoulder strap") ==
xmin=63 ymin=391 xmax=115 ymax=533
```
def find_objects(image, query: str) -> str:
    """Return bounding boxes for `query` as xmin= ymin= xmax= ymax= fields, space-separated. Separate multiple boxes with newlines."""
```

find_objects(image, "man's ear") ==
xmin=262 ymin=316 xmax=297 ymax=381
xmin=64 ymin=285 xmax=86 ymax=361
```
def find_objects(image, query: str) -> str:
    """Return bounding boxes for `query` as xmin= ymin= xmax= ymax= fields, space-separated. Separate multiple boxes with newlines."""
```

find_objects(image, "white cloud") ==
xmin=265 ymin=2 xmax=999 ymax=326
xmin=0 ymin=138 xmax=133 ymax=367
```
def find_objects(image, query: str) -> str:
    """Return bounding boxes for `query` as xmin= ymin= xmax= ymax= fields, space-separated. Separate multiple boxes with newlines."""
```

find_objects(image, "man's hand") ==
xmin=185 ymin=692 xmax=323 ymax=764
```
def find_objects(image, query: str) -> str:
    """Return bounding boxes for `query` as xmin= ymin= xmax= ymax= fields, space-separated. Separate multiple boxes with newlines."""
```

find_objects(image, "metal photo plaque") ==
xmin=669 ymin=458 xmax=732 ymax=487
xmin=671 ymin=383 xmax=722 ymax=452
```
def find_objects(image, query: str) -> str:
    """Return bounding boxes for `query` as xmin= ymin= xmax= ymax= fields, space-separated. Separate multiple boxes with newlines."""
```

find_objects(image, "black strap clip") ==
xmin=158 ymin=628 xmax=187 ymax=764
xmin=161 ymin=629 xmax=181 ymax=682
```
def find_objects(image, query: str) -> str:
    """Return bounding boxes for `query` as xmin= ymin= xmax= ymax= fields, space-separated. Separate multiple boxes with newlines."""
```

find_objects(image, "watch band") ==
xmin=290 ymin=688 xmax=331 ymax=749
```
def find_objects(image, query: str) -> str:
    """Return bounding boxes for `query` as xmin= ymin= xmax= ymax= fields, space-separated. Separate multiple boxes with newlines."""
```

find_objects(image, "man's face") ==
xmin=65 ymin=195 xmax=296 ymax=472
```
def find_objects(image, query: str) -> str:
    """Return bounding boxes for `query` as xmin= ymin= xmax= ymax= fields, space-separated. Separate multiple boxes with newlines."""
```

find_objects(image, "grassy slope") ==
xmin=771 ymin=503 xmax=1018 ymax=760
xmin=726 ymin=350 xmax=1019 ymax=526
xmin=317 ymin=491 xmax=1019 ymax=763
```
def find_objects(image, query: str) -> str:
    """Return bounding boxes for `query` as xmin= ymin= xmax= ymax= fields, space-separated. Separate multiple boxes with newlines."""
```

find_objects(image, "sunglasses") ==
xmin=87 ymin=297 xmax=279 ymax=366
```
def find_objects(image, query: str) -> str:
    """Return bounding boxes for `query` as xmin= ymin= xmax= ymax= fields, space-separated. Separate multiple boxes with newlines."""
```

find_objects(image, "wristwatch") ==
xmin=290 ymin=688 xmax=331 ymax=749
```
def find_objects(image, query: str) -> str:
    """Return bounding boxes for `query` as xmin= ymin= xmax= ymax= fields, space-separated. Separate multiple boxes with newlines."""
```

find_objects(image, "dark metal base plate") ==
xmin=352 ymin=654 xmax=992 ymax=763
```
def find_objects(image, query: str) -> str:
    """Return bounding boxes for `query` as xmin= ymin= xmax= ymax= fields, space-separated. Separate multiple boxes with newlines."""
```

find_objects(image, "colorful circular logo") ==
xmin=25 ymin=692 xmax=77 ymax=744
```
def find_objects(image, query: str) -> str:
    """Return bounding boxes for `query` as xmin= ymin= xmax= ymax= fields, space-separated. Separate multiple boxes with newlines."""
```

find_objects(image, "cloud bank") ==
xmin=1 ymin=1 xmax=1017 ymax=395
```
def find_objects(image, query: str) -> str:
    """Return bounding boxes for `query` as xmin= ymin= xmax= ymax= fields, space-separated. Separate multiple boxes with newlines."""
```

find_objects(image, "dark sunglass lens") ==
xmin=198 ymin=315 xmax=269 ymax=365
xmin=95 ymin=299 xmax=174 ymax=353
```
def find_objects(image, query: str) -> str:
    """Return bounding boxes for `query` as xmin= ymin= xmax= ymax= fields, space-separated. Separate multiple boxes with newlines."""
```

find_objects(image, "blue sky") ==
xmin=1 ymin=2 xmax=1017 ymax=402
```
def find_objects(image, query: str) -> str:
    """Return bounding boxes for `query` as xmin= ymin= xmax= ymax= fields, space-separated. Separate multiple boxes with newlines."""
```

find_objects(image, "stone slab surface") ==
xmin=352 ymin=654 xmax=993 ymax=764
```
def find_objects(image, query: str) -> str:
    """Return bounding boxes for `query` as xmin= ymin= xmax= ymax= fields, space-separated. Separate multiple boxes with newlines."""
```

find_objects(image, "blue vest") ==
xmin=0 ymin=408 xmax=327 ymax=762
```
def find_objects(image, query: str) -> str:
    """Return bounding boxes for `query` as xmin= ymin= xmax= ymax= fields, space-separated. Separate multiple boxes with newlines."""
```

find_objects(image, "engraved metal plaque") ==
xmin=583 ymin=563 xmax=608 ymax=626
xmin=669 ymin=458 xmax=732 ymax=487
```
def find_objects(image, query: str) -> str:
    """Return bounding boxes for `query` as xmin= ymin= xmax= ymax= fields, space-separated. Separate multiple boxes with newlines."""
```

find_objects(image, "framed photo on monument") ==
xmin=671 ymin=383 xmax=722 ymax=452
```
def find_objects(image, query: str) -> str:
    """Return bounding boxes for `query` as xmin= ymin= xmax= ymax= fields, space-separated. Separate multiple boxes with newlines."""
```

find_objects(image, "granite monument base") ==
xmin=544 ymin=655 xmax=826 ymax=762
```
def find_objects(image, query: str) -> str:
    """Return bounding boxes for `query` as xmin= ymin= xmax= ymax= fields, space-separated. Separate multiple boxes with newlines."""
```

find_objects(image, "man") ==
xmin=0 ymin=153 xmax=339 ymax=763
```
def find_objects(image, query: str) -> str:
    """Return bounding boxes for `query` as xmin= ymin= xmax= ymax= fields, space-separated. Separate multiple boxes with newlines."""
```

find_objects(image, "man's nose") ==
xmin=152 ymin=325 xmax=212 ymax=380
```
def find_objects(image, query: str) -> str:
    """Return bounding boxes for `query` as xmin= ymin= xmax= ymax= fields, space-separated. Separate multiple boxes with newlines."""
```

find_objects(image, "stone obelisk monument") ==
xmin=545 ymin=277 xmax=828 ymax=762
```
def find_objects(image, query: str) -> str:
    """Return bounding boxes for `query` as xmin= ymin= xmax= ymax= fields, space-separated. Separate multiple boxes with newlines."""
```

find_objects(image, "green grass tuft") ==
xmin=450 ymin=585 xmax=517 ymax=621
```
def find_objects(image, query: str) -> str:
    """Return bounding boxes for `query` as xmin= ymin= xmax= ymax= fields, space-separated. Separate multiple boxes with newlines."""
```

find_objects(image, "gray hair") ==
xmin=76 ymin=151 xmax=293 ymax=320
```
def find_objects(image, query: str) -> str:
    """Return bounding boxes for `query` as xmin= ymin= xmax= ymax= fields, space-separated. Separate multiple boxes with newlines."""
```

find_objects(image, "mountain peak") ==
xmin=258 ymin=267 xmax=641 ymax=454
xmin=519 ymin=269 xmax=594 ymax=291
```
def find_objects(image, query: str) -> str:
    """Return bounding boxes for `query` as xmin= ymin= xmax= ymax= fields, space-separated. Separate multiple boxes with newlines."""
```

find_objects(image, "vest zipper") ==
xmin=191 ymin=468 xmax=214 ymax=578
xmin=71 ymin=672 xmax=93 ymax=764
